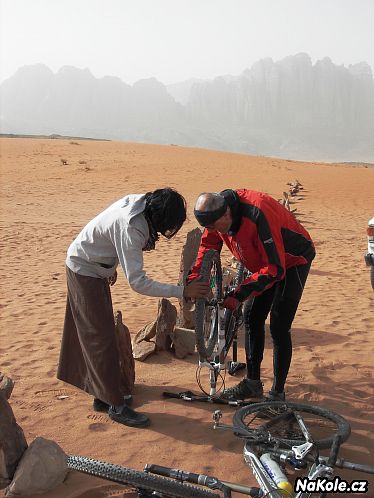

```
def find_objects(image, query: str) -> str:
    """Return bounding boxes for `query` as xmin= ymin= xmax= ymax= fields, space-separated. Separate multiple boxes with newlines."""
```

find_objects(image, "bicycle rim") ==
xmin=233 ymin=401 xmax=351 ymax=449
xmin=195 ymin=250 xmax=222 ymax=359
xmin=67 ymin=455 xmax=220 ymax=498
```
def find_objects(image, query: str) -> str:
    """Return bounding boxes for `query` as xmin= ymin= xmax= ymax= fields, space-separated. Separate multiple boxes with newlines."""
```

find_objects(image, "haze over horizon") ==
xmin=1 ymin=0 xmax=373 ymax=86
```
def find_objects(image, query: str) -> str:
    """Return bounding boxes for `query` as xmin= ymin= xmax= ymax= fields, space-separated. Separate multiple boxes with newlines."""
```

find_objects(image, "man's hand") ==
xmin=108 ymin=271 xmax=117 ymax=286
xmin=184 ymin=279 xmax=210 ymax=299
xmin=223 ymin=296 xmax=240 ymax=311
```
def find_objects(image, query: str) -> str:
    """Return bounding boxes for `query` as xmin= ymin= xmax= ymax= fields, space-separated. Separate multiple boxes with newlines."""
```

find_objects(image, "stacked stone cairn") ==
xmin=278 ymin=179 xmax=304 ymax=215
xmin=133 ymin=228 xmax=203 ymax=361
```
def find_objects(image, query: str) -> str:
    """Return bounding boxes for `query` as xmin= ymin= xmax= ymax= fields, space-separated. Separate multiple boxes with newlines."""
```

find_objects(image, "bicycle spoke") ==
xmin=233 ymin=401 xmax=351 ymax=449
xmin=195 ymin=250 xmax=223 ymax=359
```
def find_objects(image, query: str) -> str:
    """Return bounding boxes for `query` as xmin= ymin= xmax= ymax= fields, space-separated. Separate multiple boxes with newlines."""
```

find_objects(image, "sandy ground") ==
xmin=0 ymin=137 xmax=373 ymax=497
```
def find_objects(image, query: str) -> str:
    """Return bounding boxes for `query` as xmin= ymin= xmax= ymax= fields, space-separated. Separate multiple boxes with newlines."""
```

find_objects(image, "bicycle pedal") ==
xmin=228 ymin=362 xmax=246 ymax=375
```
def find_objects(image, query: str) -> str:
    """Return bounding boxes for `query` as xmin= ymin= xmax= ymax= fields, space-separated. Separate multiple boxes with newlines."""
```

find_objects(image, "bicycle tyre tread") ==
xmin=67 ymin=455 xmax=220 ymax=498
xmin=195 ymin=250 xmax=222 ymax=359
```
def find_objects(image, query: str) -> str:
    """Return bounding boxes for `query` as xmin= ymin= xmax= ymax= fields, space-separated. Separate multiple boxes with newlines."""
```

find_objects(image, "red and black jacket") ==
xmin=188 ymin=189 xmax=315 ymax=303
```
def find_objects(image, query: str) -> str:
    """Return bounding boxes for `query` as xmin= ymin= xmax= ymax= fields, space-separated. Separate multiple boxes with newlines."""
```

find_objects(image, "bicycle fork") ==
xmin=208 ymin=305 xmax=227 ymax=395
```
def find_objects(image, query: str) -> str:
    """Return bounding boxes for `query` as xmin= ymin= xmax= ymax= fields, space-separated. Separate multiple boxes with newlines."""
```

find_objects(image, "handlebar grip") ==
xmin=162 ymin=391 xmax=181 ymax=399
xmin=145 ymin=464 xmax=201 ymax=484
xmin=338 ymin=460 xmax=374 ymax=474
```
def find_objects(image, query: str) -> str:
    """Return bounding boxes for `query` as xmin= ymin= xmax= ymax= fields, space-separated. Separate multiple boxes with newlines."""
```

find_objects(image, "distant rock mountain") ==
xmin=0 ymin=65 xmax=184 ymax=142
xmin=166 ymin=78 xmax=204 ymax=105
xmin=1 ymin=54 xmax=374 ymax=162
xmin=184 ymin=54 xmax=374 ymax=161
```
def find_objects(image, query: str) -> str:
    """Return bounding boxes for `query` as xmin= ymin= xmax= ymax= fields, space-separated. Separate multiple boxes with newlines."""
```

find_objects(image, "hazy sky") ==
xmin=1 ymin=0 xmax=373 ymax=85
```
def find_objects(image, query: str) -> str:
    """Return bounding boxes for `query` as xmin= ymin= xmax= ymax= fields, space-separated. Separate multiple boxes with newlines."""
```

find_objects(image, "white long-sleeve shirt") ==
xmin=66 ymin=194 xmax=184 ymax=298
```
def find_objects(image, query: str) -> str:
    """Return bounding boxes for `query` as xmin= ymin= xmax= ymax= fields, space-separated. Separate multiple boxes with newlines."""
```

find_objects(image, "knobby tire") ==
xmin=222 ymin=261 xmax=247 ymax=357
xmin=67 ymin=455 xmax=220 ymax=498
xmin=195 ymin=250 xmax=222 ymax=359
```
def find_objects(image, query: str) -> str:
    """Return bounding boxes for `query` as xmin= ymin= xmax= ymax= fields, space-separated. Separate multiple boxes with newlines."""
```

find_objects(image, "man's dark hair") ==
xmin=144 ymin=188 xmax=187 ymax=238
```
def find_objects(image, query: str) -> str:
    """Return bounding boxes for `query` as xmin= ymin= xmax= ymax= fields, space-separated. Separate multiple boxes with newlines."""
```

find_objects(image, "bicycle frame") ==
xmin=243 ymin=437 xmax=335 ymax=498
xmin=213 ymin=404 xmax=374 ymax=498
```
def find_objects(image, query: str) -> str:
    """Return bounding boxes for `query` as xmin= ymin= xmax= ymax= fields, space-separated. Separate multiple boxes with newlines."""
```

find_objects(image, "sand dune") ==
xmin=0 ymin=138 xmax=373 ymax=497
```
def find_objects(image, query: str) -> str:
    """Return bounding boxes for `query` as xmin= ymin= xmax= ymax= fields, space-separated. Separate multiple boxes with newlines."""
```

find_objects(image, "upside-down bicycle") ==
xmin=194 ymin=249 xmax=251 ymax=399
xmin=163 ymin=248 xmax=251 ymax=404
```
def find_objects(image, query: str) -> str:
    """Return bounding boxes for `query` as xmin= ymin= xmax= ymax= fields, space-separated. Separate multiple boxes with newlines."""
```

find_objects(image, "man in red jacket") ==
xmin=188 ymin=189 xmax=315 ymax=401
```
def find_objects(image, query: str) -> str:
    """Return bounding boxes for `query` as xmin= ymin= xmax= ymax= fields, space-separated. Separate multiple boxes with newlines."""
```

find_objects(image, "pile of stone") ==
xmin=132 ymin=227 xmax=241 ymax=363
xmin=132 ymin=298 xmax=196 ymax=361
xmin=279 ymin=179 xmax=304 ymax=215
xmin=0 ymin=373 xmax=67 ymax=497
xmin=132 ymin=228 xmax=202 ymax=361
xmin=133 ymin=228 xmax=203 ymax=362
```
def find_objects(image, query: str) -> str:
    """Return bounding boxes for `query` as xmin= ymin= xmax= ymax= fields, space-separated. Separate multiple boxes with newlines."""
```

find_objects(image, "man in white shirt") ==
xmin=57 ymin=188 xmax=209 ymax=428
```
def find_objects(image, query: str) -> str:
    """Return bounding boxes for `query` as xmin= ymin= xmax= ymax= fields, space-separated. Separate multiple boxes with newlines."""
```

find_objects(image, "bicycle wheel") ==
xmin=222 ymin=308 xmax=238 ymax=358
xmin=233 ymin=401 xmax=351 ymax=449
xmin=222 ymin=261 xmax=248 ymax=358
xmin=195 ymin=250 xmax=223 ymax=359
xmin=67 ymin=455 xmax=220 ymax=498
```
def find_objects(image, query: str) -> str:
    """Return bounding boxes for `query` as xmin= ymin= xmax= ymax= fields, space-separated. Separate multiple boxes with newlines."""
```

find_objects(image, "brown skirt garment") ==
xmin=57 ymin=266 xmax=129 ymax=406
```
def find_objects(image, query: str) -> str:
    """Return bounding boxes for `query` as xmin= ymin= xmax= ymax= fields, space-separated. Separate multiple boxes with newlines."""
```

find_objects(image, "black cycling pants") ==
xmin=243 ymin=263 xmax=311 ymax=393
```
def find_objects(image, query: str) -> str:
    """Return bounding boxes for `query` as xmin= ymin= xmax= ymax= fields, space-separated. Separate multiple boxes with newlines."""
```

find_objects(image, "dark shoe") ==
xmin=258 ymin=391 xmax=287 ymax=418
xmin=220 ymin=379 xmax=263 ymax=401
xmin=93 ymin=398 xmax=110 ymax=412
xmin=266 ymin=390 xmax=286 ymax=401
xmin=108 ymin=405 xmax=150 ymax=428
xmin=93 ymin=396 xmax=132 ymax=412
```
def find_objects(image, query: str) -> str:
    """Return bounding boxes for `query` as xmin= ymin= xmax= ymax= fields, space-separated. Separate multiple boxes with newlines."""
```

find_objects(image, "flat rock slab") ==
xmin=132 ymin=340 xmax=156 ymax=361
xmin=5 ymin=437 xmax=67 ymax=497
xmin=133 ymin=321 xmax=157 ymax=344
xmin=171 ymin=327 xmax=196 ymax=359
xmin=155 ymin=298 xmax=177 ymax=351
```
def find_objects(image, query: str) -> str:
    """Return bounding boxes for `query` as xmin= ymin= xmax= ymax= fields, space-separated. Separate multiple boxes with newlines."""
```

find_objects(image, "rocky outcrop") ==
xmin=1 ymin=54 xmax=374 ymax=162
xmin=0 ymin=373 xmax=15 ymax=400
xmin=186 ymin=54 xmax=374 ymax=161
xmin=5 ymin=438 xmax=67 ymax=497
xmin=0 ymin=379 xmax=28 ymax=488
xmin=114 ymin=310 xmax=135 ymax=394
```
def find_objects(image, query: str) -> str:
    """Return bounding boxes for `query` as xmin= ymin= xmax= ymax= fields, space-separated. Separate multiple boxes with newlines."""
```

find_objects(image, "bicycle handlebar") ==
xmin=254 ymin=443 xmax=374 ymax=475
xmin=145 ymin=464 xmax=217 ymax=486
xmin=336 ymin=460 xmax=374 ymax=474
xmin=145 ymin=464 xmax=262 ymax=497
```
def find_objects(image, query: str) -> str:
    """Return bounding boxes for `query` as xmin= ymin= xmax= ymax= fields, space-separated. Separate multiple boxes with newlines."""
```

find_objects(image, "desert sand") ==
xmin=0 ymin=137 xmax=373 ymax=497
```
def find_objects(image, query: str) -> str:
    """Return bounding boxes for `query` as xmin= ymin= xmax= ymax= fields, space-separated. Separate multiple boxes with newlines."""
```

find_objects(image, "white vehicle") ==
xmin=364 ymin=217 xmax=374 ymax=290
